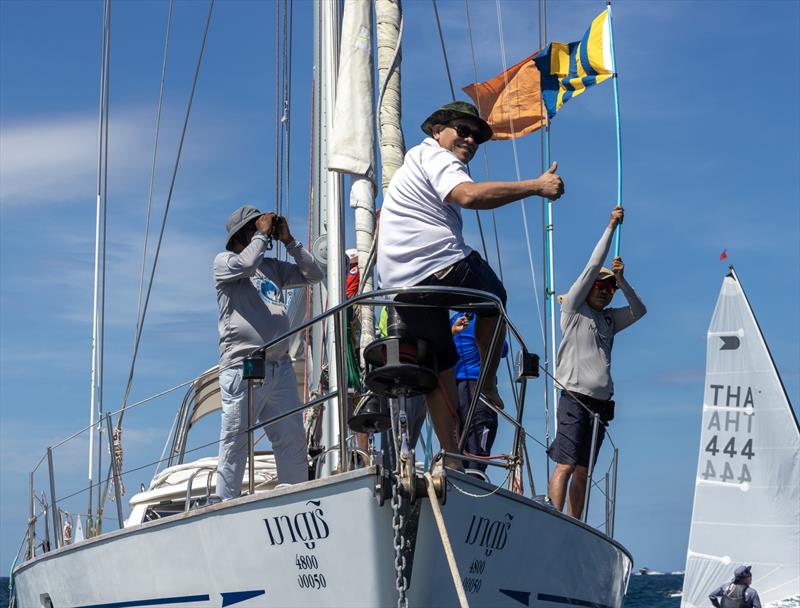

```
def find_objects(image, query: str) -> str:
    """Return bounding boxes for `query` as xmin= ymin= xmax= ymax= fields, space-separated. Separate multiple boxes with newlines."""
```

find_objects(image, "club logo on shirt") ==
xmin=255 ymin=277 xmax=282 ymax=305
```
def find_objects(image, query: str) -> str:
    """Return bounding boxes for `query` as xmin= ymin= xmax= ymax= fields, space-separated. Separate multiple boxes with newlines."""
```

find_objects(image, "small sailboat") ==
xmin=681 ymin=267 xmax=800 ymax=608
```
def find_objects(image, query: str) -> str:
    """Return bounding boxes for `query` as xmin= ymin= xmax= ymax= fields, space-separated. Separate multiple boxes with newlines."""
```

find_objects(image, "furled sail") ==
xmin=681 ymin=269 xmax=800 ymax=607
xmin=329 ymin=0 xmax=376 ymax=359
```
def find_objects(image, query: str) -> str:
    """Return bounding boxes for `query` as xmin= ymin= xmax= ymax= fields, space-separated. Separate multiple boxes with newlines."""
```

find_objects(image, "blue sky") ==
xmin=1 ymin=0 xmax=798 ymax=575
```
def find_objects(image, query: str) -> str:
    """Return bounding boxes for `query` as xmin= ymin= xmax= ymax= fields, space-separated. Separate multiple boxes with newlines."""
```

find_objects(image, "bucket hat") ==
xmin=225 ymin=204 xmax=262 ymax=251
xmin=421 ymin=101 xmax=493 ymax=144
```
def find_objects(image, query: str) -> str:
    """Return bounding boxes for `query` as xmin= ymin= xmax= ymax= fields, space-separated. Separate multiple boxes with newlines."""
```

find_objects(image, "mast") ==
xmin=313 ymin=0 xmax=344 ymax=477
xmin=309 ymin=3 xmax=326 ymax=412
xmin=87 ymin=0 xmax=111 ymax=531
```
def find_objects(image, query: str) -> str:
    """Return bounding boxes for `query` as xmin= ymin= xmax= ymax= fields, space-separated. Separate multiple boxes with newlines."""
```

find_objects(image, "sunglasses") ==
xmin=449 ymin=122 xmax=482 ymax=142
xmin=593 ymin=280 xmax=617 ymax=294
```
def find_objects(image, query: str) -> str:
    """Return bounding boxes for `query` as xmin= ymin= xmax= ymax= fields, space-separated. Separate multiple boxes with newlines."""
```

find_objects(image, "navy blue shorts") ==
xmin=547 ymin=391 xmax=614 ymax=468
xmin=396 ymin=252 xmax=507 ymax=371
xmin=457 ymin=379 xmax=498 ymax=472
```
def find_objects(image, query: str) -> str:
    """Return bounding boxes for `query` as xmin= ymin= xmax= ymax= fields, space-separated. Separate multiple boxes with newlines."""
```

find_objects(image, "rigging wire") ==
xmin=131 ymin=0 xmax=175 ymax=473
xmin=116 ymin=0 xmax=216 ymax=429
xmin=462 ymin=0 xmax=519 ymax=404
xmin=463 ymin=1 xmax=503 ymax=277
xmin=134 ymin=0 xmax=173 ymax=352
xmin=430 ymin=0 xmax=489 ymax=263
xmin=493 ymin=0 xmax=547 ymax=347
xmin=431 ymin=0 xmax=456 ymax=102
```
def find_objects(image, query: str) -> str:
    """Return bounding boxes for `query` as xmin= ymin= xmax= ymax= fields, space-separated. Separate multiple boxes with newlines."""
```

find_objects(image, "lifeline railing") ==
xmin=19 ymin=286 xmax=621 ymax=566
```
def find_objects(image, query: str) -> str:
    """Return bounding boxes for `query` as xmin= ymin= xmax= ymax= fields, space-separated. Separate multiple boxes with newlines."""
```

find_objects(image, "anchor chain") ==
xmin=391 ymin=473 xmax=408 ymax=608
xmin=393 ymin=394 xmax=411 ymax=607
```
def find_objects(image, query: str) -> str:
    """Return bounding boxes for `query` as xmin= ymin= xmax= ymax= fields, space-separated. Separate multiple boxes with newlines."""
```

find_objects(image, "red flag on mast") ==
xmin=719 ymin=249 xmax=728 ymax=261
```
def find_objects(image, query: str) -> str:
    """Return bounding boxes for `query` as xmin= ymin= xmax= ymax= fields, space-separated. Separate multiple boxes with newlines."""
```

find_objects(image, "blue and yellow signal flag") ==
xmin=533 ymin=8 xmax=615 ymax=120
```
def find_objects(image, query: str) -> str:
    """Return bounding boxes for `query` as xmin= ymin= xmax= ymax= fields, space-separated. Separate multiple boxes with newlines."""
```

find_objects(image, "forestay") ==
xmin=682 ymin=270 xmax=800 ymax=607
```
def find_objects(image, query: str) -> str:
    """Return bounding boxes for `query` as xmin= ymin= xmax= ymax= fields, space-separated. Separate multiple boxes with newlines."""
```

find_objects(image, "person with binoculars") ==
xmin=213 ymin=205 xmax=324 ymax=500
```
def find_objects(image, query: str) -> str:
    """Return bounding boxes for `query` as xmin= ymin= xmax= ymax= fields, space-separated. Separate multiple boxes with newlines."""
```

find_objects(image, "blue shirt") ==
xmin=450 ymin=312 xmax=508 ymax=381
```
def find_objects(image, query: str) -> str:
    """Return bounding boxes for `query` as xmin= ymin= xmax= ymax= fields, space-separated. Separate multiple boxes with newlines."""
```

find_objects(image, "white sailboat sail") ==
xmin=682 ymin=268 xmax=800 ymax=608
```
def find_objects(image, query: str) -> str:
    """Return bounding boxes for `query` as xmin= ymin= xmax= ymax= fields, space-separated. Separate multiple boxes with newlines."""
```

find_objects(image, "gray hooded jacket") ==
xmin=214 ymin=234 xmax=324 ymax=367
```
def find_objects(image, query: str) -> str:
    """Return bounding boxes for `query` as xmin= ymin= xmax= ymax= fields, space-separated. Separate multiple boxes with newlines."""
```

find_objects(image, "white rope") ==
xmin=494 ymin=0 xmax=547 ymax=346
xmin=447 ymin=468 xmax=512 ymax=499
xmin=424 ymin=473 xmax=470 ymax=608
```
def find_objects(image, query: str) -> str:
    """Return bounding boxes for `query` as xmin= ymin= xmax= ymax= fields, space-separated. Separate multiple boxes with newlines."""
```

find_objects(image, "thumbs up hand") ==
xmin=535 ymin=161 xmax=565 ymax=200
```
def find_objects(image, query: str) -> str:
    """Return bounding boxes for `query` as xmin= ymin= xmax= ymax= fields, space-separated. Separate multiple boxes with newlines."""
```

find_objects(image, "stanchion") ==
xmin=582 ymin=412 xmax=600 ymax=522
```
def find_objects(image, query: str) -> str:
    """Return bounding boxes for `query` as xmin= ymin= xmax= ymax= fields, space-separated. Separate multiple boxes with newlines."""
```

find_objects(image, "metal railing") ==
xmin=19 ymin=285 xmax=622 ymax=566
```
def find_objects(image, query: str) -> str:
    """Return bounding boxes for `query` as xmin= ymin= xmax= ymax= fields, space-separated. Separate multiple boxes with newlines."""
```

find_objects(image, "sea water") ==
xmin=2 ymin=575 xmax=798 ymax=607
xmin=625 ymin=572 xmax=684 ymax=607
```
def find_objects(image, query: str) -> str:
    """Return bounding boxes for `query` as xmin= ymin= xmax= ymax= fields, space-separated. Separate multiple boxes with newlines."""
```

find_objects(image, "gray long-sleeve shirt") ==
xmin=214 ymin=234 xmax=324 ymax=367
xmin=555 ymin=226 xmax=646 ymax=400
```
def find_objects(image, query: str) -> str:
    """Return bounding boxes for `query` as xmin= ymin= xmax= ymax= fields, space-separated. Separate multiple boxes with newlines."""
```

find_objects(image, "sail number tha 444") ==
xmin=702 ymin=435 xmax=754 ymax=483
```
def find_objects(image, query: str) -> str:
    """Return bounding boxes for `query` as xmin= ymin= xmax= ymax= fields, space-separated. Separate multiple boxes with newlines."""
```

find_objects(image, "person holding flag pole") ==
xmin=464 ymin=3 xmax=626 ymax=488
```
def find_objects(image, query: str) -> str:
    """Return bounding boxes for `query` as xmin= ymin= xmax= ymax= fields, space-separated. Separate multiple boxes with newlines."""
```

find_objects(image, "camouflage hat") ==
xmin=421 ymin=101 xmax=493 ymax=144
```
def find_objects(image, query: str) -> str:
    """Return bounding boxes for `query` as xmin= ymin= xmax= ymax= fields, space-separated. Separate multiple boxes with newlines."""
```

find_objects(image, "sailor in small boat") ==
xmin=214 ymin=205 xmax=324 ymax=499
xmin=547 ymin=207 xmax=646 ymax=517
xmin=709 ymin=565 xmax=762 ymax=608
xmin=377 ymin=100 xmax=564 ymax=467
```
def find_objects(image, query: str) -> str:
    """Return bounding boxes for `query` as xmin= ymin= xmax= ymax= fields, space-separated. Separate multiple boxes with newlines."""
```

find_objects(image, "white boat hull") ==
xmin=14 ymin=468 xmax=631 ymax=607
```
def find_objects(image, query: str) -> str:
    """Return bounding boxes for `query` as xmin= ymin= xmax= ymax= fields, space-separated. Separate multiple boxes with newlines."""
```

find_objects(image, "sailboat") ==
xmin=681 ymin=267 xmax=800 ymax=608
xmin=10 ymin=1 xmax=633 ymax=606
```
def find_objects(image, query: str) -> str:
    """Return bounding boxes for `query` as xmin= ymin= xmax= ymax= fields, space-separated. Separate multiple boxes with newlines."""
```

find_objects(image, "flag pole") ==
xmin=607 ymin=1 xmax=623 ymax=257
xmin=544 ymin=125 xmax=559 ymax=444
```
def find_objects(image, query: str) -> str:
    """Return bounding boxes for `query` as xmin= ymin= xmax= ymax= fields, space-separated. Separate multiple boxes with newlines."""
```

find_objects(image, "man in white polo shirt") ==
xmin=377 ymin=101 xmax=565 ymax=467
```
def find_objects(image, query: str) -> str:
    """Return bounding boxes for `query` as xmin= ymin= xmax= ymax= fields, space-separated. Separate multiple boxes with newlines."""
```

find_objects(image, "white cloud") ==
xmin=0 ymin=105 xmax=236 ymax=209
xmin=0 ymin=111 xmax=154 ymax=207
